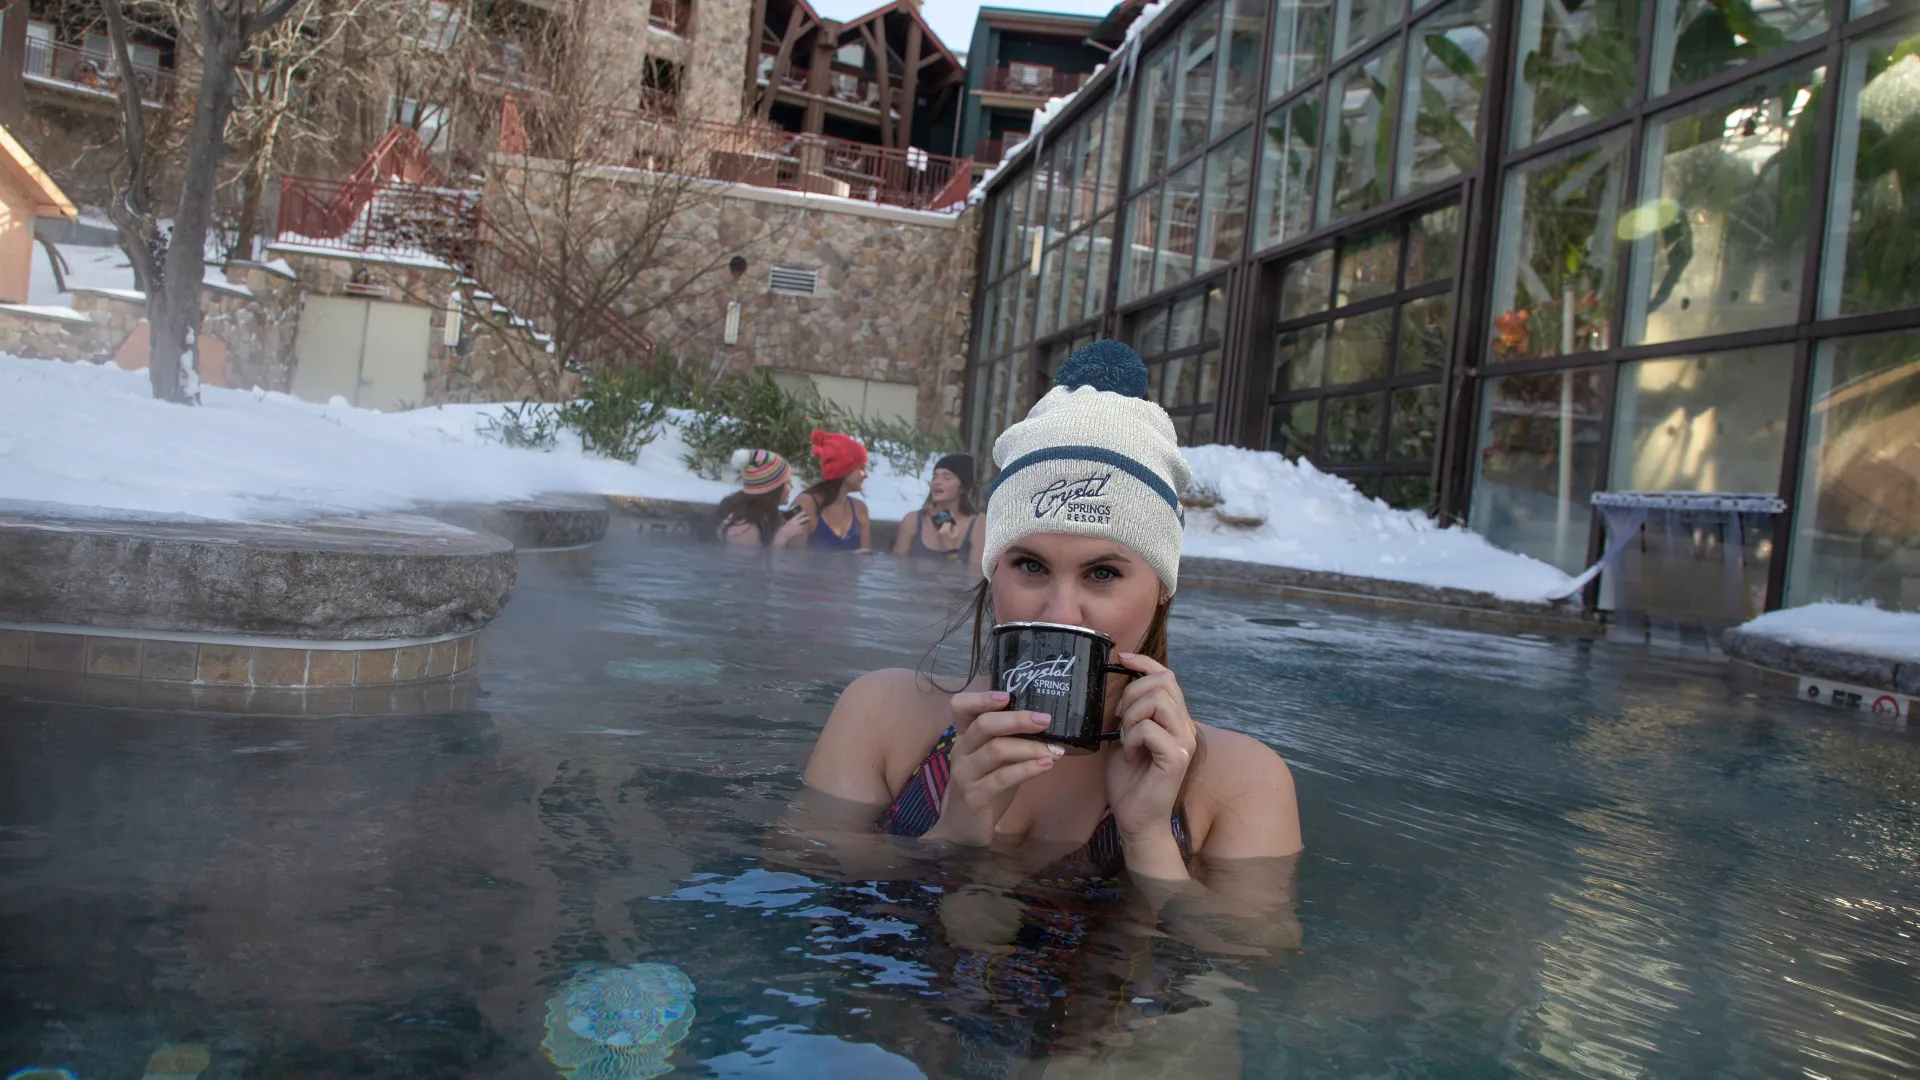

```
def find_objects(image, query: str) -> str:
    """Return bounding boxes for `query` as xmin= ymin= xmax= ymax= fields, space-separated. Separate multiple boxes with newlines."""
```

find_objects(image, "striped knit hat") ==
xmin=731 ymin=449 xmax=791 ymax=495
xmin=984 ymin=339 xmax=1191 ymax=592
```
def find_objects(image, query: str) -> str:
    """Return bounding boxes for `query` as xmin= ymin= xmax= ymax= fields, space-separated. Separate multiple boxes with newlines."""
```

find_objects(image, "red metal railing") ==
xmin=275 ymin=175 xmax=481 ymax=258
xmin=276 ymin=124 xmax=655 ymax=370
xmin=982 ymin=65 xmax=1088 ymax=98
xmin=23 ymin=38 xmax=174 ymax=103
xmin=278 ymin=125 xmax=441 ymax=242
xmin=275 ymin=173 xmax=654 ymax=369
xmin=927 ymin=157 xmax=976 ymax=213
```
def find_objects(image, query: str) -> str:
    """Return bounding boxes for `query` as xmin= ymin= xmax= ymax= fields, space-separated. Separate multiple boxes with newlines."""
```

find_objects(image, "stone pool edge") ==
xmin=1722 ymin=627 xmax=1920 ymax=698
xmin=606 ymin=496 xmax=1601 ymax=637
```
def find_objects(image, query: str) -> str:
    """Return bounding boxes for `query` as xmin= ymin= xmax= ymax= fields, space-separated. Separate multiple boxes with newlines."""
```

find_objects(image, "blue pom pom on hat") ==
xmin=1053 ymin=338 xmax=1150 ymax=399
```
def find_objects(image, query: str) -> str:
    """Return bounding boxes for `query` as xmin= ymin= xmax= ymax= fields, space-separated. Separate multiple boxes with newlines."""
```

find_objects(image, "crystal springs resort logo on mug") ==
xmin=1002 ymin=654 xmax=1078 ymax=698
xmin=990 ymin=621 xmax=1139 ymax=754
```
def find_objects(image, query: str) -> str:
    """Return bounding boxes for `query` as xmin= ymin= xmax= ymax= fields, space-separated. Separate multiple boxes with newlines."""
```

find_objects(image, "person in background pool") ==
xmin=791 ymin=340 xmax=1302 ymax=1076
xmin=795 ymin=429 xmax=872 ymax=554
xmin=708 ymin=449 xmax=813 ymax=548
xmin=891 ymin=453 xmax=984 ymax=563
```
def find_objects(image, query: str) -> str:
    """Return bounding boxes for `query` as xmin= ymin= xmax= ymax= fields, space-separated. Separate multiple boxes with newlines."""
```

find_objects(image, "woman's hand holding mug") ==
xmin=923 ymin=690 xmax=1061 ymax=847
xmin=1105 ymin=652 xmax=1198 ymax=864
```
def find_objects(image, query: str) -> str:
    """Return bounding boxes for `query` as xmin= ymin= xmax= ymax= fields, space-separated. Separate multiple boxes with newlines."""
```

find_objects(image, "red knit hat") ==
xmin=810 ymin=429 xmax=868 ymax=481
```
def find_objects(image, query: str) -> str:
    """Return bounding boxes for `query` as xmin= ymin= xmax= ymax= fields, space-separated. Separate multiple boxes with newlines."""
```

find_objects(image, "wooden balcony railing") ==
xmin=687 ymin=121 xmax=970 ymax=212
xmin=498 ymin=94 xmax=971 ymax=213
xmin=981 ymin=65 xmax=1088 ymax=99
xmin=23 ymin=38 xmax=174 ymax=103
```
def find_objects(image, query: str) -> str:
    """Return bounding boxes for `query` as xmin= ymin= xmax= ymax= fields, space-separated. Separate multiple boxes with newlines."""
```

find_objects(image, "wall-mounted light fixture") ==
xmin=724 ymin=299 xmax=741 ymax=346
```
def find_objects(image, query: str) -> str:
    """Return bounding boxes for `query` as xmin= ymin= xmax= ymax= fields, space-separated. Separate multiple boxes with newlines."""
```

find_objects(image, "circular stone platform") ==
xmin=430 ymin=494 xmax=611 ymax=551
xmin=0 ymin=510 xmax=516 ymax=640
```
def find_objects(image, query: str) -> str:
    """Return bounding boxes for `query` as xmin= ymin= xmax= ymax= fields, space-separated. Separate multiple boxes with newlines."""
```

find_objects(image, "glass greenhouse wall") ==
xmin=966 ymin=0 xmax=1920 ymax=614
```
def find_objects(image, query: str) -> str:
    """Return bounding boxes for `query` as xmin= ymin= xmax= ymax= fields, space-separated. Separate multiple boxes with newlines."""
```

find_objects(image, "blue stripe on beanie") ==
xmin=990 ymin=444 xmax=1183 ymax=519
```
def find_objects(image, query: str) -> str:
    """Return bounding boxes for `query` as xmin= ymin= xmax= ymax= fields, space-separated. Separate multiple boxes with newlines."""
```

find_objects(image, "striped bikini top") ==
xmin=883 ymin=725 xmax=1191 ymax=877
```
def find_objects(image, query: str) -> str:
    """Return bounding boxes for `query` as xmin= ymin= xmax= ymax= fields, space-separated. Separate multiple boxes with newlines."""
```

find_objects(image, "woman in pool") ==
xmin=794 ymin=429 xmax=872 ymax=553
xmin=797 ymin=340 xmax=1302 ymax=1074
xmin=890 ymin=453 xmax=984 ymax=563
xmin=709 ymin=449 xmax=814 ymax=548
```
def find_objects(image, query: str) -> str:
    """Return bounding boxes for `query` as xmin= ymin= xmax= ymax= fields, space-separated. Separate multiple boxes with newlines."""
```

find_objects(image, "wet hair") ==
xmin=707 ymin=488 xmax=785 ymax=545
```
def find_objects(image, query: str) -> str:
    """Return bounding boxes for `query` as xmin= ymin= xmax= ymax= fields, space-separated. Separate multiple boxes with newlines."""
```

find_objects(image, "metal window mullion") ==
xmin=1103 ymin=58 xmax=1148 ymax=337
xmin=1612 ymin=107 xmax=1651 ymax=359
xmin=1566 ymin=359 xmax=1621 ymax=609
xmin=1253 ymin=179 xmax=1466 ymax=263
xmin=1766 ymin=336 xmax=1817 ymax=611
xmin=1797 ymin=34 xmax=1849 ymax=328
xmin=1383 ymin=4 xmax=1414 ymax=204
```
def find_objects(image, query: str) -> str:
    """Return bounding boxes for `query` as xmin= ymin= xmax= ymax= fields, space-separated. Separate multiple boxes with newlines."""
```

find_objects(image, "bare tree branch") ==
xmin=431 ymin=7 xmax=775 ymax=399
xmin=101 ymin=0 xmax=161 ymax=292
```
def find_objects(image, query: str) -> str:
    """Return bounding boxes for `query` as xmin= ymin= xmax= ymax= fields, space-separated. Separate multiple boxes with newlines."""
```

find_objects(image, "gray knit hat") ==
xmin=983 ymin=340 xmax=1191 ymax=591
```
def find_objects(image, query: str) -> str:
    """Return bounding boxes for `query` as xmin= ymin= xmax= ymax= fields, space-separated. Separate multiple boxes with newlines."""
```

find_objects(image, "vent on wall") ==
xmin=769 ymin=264 xmax=819 ymax=297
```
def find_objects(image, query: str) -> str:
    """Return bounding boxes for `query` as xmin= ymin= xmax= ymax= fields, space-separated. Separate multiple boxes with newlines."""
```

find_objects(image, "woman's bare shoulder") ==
xmin=810 ymin=668 xmax=975 ymax=802
xmin=1189 ymin=726 xmax=1301 ymax=856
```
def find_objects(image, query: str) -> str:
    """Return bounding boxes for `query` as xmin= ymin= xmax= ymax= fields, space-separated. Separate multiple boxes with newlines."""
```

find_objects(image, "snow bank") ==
xmin=1178 ymin=444 xmax=1575 ymax=603
xmin=1735 ymin=603 xmax=1920 ymax=662
xmin=2 ymin=355 xmax=1577 ymax=601
xmin=0 ymin=354 xmax=929 ymax=524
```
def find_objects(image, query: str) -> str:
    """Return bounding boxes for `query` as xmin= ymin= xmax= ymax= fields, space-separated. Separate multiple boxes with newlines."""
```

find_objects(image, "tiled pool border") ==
xmin=0 ymin=623 xmax=485 ymax=714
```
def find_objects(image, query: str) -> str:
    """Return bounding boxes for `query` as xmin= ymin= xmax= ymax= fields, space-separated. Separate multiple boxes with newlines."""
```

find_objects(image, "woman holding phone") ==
xmin=793 ymin=429 xmax=872 ymax=553
xmin=793 ymin=341 xmax=1302 ymax=1075
xmin=891 ymin=453 xmax=984 ymax=562
xmin=709 ymin=449 xmax=814 ymax=548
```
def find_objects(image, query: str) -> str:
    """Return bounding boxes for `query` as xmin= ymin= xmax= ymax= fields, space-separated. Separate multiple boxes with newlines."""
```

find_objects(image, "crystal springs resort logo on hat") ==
xmin=1031 ymin=471 xmax=1113 ymax=525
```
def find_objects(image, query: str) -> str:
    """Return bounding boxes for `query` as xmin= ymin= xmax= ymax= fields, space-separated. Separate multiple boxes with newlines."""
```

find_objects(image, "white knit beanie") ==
xmin=983 ymin=339 xmax=1191 ymax=592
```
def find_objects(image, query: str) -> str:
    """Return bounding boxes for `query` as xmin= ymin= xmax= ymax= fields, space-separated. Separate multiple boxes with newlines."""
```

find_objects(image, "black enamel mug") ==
xmin=990 ymin=621 xmax=1139 ymax=755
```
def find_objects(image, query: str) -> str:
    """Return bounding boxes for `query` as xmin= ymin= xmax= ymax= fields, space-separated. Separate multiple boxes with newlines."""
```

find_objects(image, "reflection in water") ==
xmin=1 ymin=537 xmax=1917 ymax=1078
xmin=541 ymin=963 xmax=695 ymax=1080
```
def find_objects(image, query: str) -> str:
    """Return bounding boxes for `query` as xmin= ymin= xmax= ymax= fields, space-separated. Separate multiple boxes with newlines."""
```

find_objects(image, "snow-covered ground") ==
xmin=1734 ymin=603 xmax=1920 ymax=662
xmin=1179 ymin=445 xmax=1575 ymax=602
xmin=0 ymin=353 xmax=927 ymax=523
xmin=1 ymin=353 xmax=1581 ymax=602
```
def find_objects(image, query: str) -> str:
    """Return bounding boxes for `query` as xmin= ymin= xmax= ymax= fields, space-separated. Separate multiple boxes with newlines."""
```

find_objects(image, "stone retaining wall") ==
xmin=0 ymin=266 xmax=302 ymax=391
xmin=491 ymin=158 xmax=977 ymax=431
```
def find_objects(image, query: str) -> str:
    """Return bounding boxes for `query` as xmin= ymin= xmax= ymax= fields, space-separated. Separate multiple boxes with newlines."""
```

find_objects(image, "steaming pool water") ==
xmin=2 ymin=534 xmax=1917 ymax=1079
